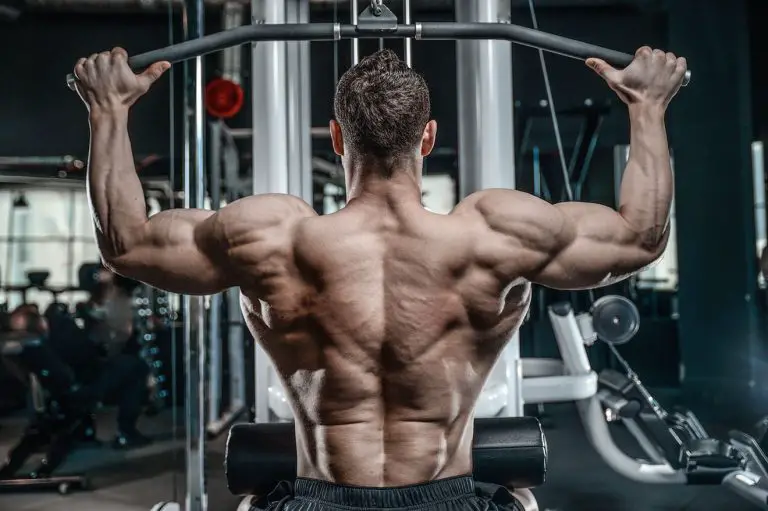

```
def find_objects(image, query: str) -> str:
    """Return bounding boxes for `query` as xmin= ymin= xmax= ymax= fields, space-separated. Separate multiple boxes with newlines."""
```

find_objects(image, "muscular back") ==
xmin=102 ymin=177 xmax=665 ymax=487
xmin=102 ymin=175 xmax=665 ymax=486
xmin=239 ymin=197 xmax=530 ymax=486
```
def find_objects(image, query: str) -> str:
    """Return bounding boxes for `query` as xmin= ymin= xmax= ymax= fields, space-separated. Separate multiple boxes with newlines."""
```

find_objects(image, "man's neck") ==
xmin=345 ymin=156 xmax=423 ymax=205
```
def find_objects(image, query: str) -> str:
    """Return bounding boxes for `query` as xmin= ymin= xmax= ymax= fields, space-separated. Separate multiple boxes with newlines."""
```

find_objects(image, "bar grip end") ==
xmin=682 ymin=69 xmax=691 ymax=87
xmin=66 ymin=73 xmax=77 ymax=91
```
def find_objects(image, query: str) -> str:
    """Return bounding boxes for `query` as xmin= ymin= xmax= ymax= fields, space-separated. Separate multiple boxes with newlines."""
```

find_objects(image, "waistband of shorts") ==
xmin=293 ymin=475 xmax=475 ymax=508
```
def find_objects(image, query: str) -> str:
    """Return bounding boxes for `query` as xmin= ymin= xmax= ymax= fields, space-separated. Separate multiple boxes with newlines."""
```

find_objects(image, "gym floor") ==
xmin=0 ymin=404 xmax=751 ymax=511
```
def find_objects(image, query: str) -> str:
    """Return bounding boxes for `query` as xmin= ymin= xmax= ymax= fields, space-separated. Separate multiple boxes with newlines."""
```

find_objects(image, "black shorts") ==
xmin=245 ymin=476 xmax=524 ymax=511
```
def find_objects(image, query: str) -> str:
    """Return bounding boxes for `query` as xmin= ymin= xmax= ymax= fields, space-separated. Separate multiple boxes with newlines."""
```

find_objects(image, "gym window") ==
xmin=0 ymin=187 xmax=98 ymax=311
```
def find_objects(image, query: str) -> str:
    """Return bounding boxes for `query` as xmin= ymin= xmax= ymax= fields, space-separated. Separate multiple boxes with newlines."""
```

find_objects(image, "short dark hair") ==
xmin=334 ymin=49 xmax=431 ymax=159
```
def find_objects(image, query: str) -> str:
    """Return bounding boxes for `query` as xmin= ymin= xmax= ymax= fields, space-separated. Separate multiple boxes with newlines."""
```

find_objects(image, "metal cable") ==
xmin=527 ymin=0 xmax=597 ymax=303
xmin=334 ymin=0 xmax=344 ymax=196
xmin=526 ymin=0 xmax=572 ymax=203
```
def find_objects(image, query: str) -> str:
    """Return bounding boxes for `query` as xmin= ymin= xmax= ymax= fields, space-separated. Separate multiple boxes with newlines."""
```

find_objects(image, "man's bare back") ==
xmin=239 ymin=190 xmax=530 ymax=485
xmin=72 ymin=43 xmax=686 ymax=509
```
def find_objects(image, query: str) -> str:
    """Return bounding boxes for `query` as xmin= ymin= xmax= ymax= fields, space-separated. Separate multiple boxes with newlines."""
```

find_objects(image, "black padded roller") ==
xmin=225 ymin=416 xmax=547 ymax=497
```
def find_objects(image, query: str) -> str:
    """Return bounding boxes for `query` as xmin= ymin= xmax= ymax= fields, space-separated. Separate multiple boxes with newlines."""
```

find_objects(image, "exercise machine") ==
xmin=66 ymin=0 xmax=693 ymax=508
xmin=539 ymin=294 xmax=768 ymax=509
xmin=204 ymin=119 xmax=249 ymax=438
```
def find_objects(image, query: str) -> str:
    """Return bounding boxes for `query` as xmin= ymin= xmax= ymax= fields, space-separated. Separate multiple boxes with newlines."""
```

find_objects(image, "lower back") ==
xmin=272 ymin=320 xmax=488 ymax=486
xmin=296 ymin=414 xmax=475 ymax=486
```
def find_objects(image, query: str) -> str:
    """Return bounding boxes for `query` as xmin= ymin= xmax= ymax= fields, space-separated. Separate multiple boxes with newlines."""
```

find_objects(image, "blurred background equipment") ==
xmin=0 ymin=0 xmax=22 ymax=20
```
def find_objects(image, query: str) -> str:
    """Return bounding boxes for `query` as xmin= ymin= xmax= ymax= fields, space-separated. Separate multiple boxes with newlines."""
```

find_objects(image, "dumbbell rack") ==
xmin=132 ymin=286 xmax=172 ymax=411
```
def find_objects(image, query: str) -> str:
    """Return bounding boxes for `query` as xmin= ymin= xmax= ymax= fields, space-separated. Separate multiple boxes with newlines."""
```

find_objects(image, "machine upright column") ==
xmin=182 ymin=0 xmax=207 ymax=507
xmin=455 ymin=0 xmax=521 ymax=417
xmin=286 ymin=0 xmax=313 ymax=205
xmin=251 ymin=0 xmax=289 ymax=423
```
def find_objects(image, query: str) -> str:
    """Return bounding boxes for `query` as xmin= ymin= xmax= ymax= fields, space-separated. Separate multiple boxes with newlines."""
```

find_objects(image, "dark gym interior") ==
xmin=0 ymin=0 xmax=766 ymax=510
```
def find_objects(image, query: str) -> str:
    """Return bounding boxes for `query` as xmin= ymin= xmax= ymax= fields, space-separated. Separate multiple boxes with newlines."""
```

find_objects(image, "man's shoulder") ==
xmin=213 ymin=195 xmax=317 ymax=257
xmin=232 ymin=193 xmax=317 ymax=219
xmin=217 ymin=194 xmax=317 ymax=236
xmin=451 ymin=189 xmax=540 ymax=221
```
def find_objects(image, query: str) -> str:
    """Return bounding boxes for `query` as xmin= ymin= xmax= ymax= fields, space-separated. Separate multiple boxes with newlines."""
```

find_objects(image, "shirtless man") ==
xmin=72 ymin=45 xmax=686 ymax=510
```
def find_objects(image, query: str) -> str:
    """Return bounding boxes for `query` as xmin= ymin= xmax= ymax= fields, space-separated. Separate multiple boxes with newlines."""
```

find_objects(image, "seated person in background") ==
xmin=6 ymin=304 xmax=47 ymax=334
xmin=73 ymin=46 xmax=685 ymax=510
xmin=4 ymin=304 xmax=84 ymax=406
xmin=8 ymin=298 xmax=151 ymax=449
xmin=76 ymin=266 xmax=152 ymax=449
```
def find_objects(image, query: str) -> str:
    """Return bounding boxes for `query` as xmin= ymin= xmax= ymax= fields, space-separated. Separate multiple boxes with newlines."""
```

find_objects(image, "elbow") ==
xmin=99 ymin=251 xmax=127 ymax=277
xmin=634 ymin=230 xmax=670 ymax=274
xmin=97 ymin=239 xmax=127 ymax=268
xmin=98 ymin=246 xmax=139 ymax=280
xmin=96 ymin=225 xmax=149 ymax=274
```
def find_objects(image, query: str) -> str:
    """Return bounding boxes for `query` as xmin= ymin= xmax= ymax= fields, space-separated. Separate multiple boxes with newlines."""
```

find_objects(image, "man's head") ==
xmin=331 ymin=49 xmax=436 ymax=171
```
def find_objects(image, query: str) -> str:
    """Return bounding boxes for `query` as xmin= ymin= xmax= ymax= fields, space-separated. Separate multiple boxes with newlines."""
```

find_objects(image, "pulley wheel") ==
xmin=591 ymin=295 xmax=640 ymax=345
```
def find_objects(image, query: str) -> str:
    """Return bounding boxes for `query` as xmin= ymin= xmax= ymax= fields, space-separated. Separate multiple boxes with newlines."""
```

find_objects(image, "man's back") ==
xmin=240 ymin=197 xmax=531 ymax=486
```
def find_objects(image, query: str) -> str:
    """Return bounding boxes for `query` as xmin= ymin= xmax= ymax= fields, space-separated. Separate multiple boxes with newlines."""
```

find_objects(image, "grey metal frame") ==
xmin=403 ymin=0 xmax=412 ymax=66
xmin=546 ymin=301 xmax=768 ymax=507
xmin=179 ymin=0 xmax=207 ymax=510
xmin=753 ymin=142 xmax=766 ymax=288
xmin=456 ymin=0 xmax=521 ymax=418
xmin=205 ymin=121 xmax=248 ymax=438
xmin=251 ymin=0 xmax=288 ymax=424
xmin=519 ymin=306 xmax=597 ymax=405
xmin=250 ymin=0 xmax=313 ymax=424
xmin=351 ymin=0 xmax=359 ymax=65
xmin=546 ymin=304 xmax=687 ymax=484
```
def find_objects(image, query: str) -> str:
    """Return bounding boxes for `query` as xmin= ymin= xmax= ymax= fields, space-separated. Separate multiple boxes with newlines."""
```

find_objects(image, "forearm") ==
xmin=87 ymin=110 xmax=148 ymax=259
xmin=619 ymin=105 xmax=674 ymax=249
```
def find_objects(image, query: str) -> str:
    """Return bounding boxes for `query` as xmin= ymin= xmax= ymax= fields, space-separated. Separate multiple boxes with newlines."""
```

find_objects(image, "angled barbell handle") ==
xmin=67 ymin=62 xmax=690 ymax=92
xmin=65 ymin=22 xmax=691 ymax=88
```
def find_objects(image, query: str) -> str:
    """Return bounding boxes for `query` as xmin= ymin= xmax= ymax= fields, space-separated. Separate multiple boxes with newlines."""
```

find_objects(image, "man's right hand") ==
xmin=73 ymin=47 xmax=170 ymax=115
xmin=586 ymin=46 xmax=687 ymax=108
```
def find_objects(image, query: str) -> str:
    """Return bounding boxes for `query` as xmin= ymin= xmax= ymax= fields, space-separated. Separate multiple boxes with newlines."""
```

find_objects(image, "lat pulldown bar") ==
xmin=65 ymin=2 xmax=692 ymax=89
